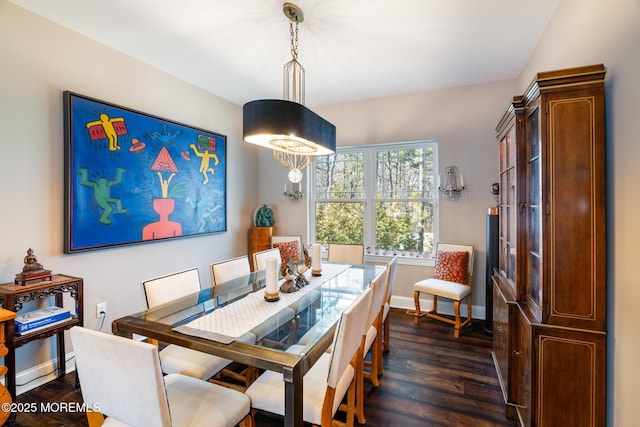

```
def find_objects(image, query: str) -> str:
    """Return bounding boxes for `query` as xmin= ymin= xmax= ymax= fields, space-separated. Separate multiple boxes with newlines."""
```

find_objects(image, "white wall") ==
xmin=517 ymin=0 xmax=640 ymax=425
xmin=0 ymin=2 xmax=259 ymax=379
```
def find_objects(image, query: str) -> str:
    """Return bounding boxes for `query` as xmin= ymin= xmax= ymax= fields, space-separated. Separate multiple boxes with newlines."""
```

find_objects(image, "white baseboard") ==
xmin=390 ymin=295 xmax=486 ymax=320
xmin=8 ymin=334 xmax=147 ymax=396
xmin=4 ymin=353 xmax=77 ymax=396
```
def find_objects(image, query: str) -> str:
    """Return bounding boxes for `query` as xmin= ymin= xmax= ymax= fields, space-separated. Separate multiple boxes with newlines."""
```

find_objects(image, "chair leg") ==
xmin=378 ymin=318 xmax=387 ymax=374
xmin=321 ymin=388 xmax=337 ymax=427
xmin=453 ymin=300 xmax=461 ymax=338
xmin=86 ymin=411 xmax=105 ymax=427
xmin=371 ymin=333 xmax=380 ymax=385
xmin=240 ymin=412 xmax=255 ymax=427
xmin=383 ymin=312 xmax=391 ymax=354
xmin=249 ymin=409 xmax=258 ymax=427
xmin=356 ymin=339 xmax=366 ymax=424
xmin=364 ymin=332 xmax=381 ymax=387
xmin=346 ymin=379 xmax=356 ymax=427
xmin=413 ymin=291 xmax=421 ymax=325
xmin=364 ymin=362 xmax=378 ymax=389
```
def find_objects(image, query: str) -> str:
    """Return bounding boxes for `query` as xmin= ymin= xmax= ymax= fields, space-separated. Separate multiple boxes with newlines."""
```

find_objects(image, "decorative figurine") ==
xmin=14 ymin=248 xmax=52 ymax=285
xmin=254 ymin=204 xmax=275 ymax=227
xmin=279 ymin=247 xmax=312 ymax=293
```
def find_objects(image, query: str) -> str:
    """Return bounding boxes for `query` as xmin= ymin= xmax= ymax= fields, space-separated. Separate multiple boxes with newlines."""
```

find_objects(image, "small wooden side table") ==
xmin=0 ymin=274 xmax=83 ymax=406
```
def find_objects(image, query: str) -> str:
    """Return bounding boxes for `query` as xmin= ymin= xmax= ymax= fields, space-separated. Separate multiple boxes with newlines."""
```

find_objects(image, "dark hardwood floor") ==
xmin=7 ymin=309 xmax=515 ymax=427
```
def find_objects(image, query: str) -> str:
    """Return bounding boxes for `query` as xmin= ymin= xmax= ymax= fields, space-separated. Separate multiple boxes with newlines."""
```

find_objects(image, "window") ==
xmin=311 ymin=141 xmax=437 ymax=257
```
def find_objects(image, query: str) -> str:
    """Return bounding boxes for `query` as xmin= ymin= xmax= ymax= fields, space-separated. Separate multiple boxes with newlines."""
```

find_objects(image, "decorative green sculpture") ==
xmin=255 ymin=204 xmax=275 ymax=227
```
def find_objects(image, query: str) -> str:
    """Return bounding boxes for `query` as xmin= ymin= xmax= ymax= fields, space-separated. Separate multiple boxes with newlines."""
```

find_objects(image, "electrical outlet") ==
xmin=96 ymin=302 xmax=107 ymax=318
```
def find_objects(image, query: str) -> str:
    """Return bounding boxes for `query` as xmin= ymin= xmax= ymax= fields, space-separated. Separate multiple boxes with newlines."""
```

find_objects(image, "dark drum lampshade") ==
xmin=243 ymin=99 xmax=336 ymax=156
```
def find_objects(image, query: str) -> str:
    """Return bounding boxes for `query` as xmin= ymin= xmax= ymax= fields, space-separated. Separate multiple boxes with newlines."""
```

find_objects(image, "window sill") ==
xmin=364 ymin=254 xmax=435 ymax=267
xmin=319 ymin=252 xmax=435 ymax=267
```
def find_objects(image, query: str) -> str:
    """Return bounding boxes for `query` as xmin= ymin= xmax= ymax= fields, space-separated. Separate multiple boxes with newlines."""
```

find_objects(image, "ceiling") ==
xmin=10 ymin=0 xmax=560 ymax=106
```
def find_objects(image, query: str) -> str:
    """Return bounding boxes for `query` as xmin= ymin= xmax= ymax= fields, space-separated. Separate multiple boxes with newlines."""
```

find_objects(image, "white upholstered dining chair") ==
xmin=70 ymin=326 xmax=253 ymax=427
xmin=245 ymin=286 xmax=373 ymax=427
xmin=356 ymin=266 xmax=388 ymax=424
xmin=252 ymin=247 xmax=282 ymax=272
xmin=142 ymin=268 xmax=231 ymax=382
xmin=211 ymin=256 xmax=251 ymax=285
xmin=413 ymin=242 xmax=474 ymax=338
xmin=327 ymin=243 xmax=365 ymax=264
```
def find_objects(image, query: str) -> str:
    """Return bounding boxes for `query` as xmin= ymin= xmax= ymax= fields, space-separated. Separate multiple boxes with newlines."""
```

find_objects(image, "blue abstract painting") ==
xmin=64 ymin=91 xmax=227 ymax=252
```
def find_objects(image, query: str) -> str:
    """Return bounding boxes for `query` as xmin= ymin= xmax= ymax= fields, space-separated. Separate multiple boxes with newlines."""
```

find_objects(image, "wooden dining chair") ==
xmin=413 ymin=242 xmax=474 ymax=338
xmin=327 ymin=243 xmax=365 ymax=264
xmin=356 ymin=266 xmax=388 ymax=424
xmin=70 ymin=326 xmax=253 ymax=427
xmin=142 ymin=268 xmax=232 ymax=382
xmin=245 ymin=287 xmax=373 ymax=427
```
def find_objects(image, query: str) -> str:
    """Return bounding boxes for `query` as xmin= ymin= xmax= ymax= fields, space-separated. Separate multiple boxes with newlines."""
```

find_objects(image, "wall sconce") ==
xmin=438 ymin=165 xmax=466 ymax=200
xmin=284 ymin=181 xmax=304 ymax=201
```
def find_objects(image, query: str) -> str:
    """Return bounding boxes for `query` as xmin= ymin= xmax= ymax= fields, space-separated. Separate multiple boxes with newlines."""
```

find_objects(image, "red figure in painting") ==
xmin=142 ymin=198 xmax=183 ymax=240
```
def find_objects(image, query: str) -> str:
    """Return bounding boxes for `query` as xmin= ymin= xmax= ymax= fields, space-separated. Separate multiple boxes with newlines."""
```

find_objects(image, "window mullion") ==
xmin=308 ymin=160 xmax=316 ymax=245
xmin=364 ymin=149 xmax=376 ymax=250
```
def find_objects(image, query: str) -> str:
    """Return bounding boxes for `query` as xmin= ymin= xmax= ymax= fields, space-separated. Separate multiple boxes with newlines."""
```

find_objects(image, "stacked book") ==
xmin=15 ymin=306 xmax=71 ymax=334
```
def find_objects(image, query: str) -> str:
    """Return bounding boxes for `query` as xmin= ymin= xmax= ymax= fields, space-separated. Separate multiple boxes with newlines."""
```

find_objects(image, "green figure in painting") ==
xmin=78 ymin=167 xmax=127 ymax=225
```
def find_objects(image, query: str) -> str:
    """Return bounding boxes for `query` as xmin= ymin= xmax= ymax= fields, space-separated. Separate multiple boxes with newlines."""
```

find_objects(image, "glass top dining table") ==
xmin=112 ymin=262 xmax=384 ymax=427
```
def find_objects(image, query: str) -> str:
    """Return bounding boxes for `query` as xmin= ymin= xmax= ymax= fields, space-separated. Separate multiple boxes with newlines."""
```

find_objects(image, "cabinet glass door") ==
xmin=525 ymin=107 xmax=542 ymax=312
xmin=499 ymin=125 xmax=517 ymax=286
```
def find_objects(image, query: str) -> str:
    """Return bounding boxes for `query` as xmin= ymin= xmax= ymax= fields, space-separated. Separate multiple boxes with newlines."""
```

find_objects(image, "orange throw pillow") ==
xmin=433 ymin=251 xmax=469 ymax=284
xmin=273 ymin=241 xmax=300 ymax=264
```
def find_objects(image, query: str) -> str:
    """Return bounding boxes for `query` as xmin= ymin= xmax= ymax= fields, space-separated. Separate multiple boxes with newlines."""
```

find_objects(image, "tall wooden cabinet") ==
xmin=248 ymin=226 xmax=272 ymax=271
xmin=492 ymin=64 xmax=607 ymax=427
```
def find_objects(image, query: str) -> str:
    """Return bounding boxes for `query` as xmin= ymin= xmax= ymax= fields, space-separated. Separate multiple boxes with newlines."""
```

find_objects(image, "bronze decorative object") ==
xmin=14 ymin=248 xmax=52 ymax=285
xmin=279 ymin=247 xmax=312 ymax=293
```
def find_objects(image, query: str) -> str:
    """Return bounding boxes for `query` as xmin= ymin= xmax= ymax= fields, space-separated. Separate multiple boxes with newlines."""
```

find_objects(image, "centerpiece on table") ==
xmin=279 ymin=247 xmax=312 ymax=293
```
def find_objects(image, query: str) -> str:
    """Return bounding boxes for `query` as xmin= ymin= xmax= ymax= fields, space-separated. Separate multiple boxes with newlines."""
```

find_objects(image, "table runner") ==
xmin=174 ymin=263 xmax=351 ymax=344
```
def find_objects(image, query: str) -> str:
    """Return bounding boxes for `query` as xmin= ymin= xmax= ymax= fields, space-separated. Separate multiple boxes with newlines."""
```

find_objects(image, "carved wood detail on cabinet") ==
xmin=492 ymin=64 xmax=606 ymax=427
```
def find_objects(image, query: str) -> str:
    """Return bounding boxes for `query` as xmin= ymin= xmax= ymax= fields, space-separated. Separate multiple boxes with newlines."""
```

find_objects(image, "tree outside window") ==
xmin=312 ymin=141 xmax=437 ymax=256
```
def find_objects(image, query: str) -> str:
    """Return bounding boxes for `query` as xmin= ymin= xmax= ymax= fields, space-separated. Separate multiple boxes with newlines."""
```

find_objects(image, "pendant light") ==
xmin=243 ymin=3 xmax=336 ymax=184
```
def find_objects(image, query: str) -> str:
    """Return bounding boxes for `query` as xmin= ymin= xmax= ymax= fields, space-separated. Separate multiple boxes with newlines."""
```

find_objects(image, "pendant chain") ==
xmin=289 ymin=21 xmax=299 ymax=60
